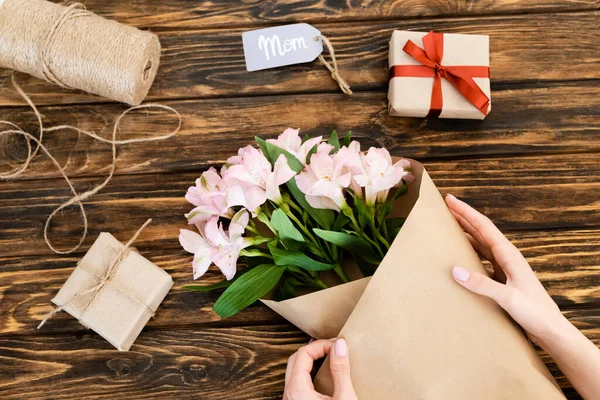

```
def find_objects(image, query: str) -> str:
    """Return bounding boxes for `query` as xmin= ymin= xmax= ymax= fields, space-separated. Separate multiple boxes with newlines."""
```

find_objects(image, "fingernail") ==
xmin=452 ymin=266 xmax=470 ymax=282
xmin=309 ymin=337 xmax=315 ymax=344
xmin=334 ymin=338 xmax=348 ymax=357
xmin=328 ymin=337 xmax=337 ymax=341
xmin=446 ymin=193 xmax=456 ymax=200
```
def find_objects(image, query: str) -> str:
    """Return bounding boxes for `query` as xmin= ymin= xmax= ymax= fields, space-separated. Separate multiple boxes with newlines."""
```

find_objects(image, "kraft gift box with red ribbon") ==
xmin=388 ymin=30 xmax=491 ymax=120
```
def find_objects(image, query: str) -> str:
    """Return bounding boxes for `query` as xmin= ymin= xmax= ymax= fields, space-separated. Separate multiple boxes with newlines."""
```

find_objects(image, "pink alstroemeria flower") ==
xmin=179 ymin=210 xmax=252 ymax=280
xmin=353 ymin=147 xmax=414 ymax=206
xmin=224 ymin=146 xmax=296 ymax=205
xmin=267 ymin=128 xmax=324 ymax=165
xmin=296 ymin=151 xmax=352 ymax=211
xmin=335 ymin=141 xmax=364 ymax=198
xmin=184 ymin=168 xmax=233 ymax=224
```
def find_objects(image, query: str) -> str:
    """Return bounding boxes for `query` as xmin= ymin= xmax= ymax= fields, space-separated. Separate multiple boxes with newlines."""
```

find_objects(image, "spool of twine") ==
xmin=0 ymin=0 xmax=160 ymax=105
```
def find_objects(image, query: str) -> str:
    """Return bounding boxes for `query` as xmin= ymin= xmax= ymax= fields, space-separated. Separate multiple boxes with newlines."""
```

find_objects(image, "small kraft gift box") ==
xmin=39 ymin=225 xmax=173 ymax=351
xmin=388 ymin=30 xmax=491 ymax=120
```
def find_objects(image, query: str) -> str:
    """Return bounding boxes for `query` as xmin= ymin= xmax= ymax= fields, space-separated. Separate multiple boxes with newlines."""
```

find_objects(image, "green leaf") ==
xmin=265 ymin=141 xmax=304 ymax=172
xmin=245 ymin=256 xmax=274 ymax=268
xmin=354 ymin=196 xmax=373 ymax=228
xmin=286 ymin=179 xmax=334 ymax=229
xmin=276 ymin=276 xmax=298 ymax=300
xmin=327 ymin=130 xmax=340 ymax=151
xmin=333 ymin=213 xmax=350 ymax=231
xmin=271 ymin=209 xmax=305 ymax=242
xmin=342 ymin=131 xmax=352 ymax=147
xmin=305 ymin=143 xmax=319 ymax=164
xmin=377 ymin=183 xmax=409 ymax=225
xmin=353 ymin=255 xmax=376 ymax=277
xmin=385 ymin=217 xmax=406 ymax=241
xmin=313 ymin=229 xmax=380 ymax=264
xmin=183 ymin=279 xmax=233 ymax=292
xmin=270 ymin=245 xmax=335 ymax=271
xmin=254 ymin=136 xmax=271 ymax=162
xmin=213 ymin=264 xmax=285 ymax=318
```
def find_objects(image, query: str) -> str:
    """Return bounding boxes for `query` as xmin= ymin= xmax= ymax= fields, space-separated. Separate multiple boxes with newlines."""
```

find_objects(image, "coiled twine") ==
xmin=0 ymin=0 xmax=160 ymax=105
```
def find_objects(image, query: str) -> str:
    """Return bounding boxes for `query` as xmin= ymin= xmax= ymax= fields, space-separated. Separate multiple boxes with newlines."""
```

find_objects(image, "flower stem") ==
xmin=313 ymin=276 xmax=329 ymax=290
xmin=240 ymin=249 xmax=273 ymax=259
xmin=283 ymin=208 xmax=320 ymax=246
xmin=257 ymin=212 xmax=277 ymax=235
xmin=333 ymin=264 xmax=349 ymax=283
xmin=370 ymin=220 xmax=391 ymax=250
xmin=346 ymin=211 xmax=385 ymax=258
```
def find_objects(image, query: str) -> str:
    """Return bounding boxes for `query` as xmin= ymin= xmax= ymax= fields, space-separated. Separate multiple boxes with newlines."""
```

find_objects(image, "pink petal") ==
xmin=308 ymin=152 xmax=334 ymax=180
xmin=192 ymin=254 xmax=212 ymax=280
xmin=225 ymin=164 xmax=255 ymax=186
xmin=337 ymin=172 xmax=352 ymax=188
xmin=185 ymin=186 xmax=203 ymax=206
xmin=306 ymin=194 xmax=340 ymax=211
xmin=179 ymin=229 xmax=208 ymax=254
xmin=211 ymin=247 xmax=238 ymax=280
xmin=204 ymin=217 xmax=228 ymax=247
xmin=273 ymin=154 xmax=296 ymax=185
xmin=295 ymin=172 xmax=317 ymax=195
xmin=245 ymin=186 xmax=267 ymax=211
xmin=185 ymin=205 xmax=219 ymax=224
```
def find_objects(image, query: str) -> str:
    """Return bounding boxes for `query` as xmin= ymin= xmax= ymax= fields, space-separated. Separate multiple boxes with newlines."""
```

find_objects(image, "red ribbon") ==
xmin=388 ymin=31 xmax=490 ymax=118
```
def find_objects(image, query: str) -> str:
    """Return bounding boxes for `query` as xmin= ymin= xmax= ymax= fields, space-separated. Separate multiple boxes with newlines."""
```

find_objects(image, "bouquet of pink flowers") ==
xmin=179 ymin=129 xmax=413 ymax=317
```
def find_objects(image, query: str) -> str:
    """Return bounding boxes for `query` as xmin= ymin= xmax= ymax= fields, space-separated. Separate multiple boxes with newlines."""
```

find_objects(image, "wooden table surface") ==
xmin=1 ymin=1 xmax=599 ymax=398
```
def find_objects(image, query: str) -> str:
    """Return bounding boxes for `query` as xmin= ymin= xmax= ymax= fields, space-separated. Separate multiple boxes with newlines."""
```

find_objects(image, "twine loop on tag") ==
xmin=315 ymin=35 xmax=352 ymax=95
xmin=0 ymin=76 xmax=182 ymax=254
xmin=37 ymin=218 xmax=154 ymax=329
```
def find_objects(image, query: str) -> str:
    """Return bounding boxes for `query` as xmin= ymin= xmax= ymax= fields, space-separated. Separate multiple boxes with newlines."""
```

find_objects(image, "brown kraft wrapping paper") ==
xmin=260 ymin=158 xmax=421 ymax=339
xmin=311 ymin=162 xmax=564 ymax=399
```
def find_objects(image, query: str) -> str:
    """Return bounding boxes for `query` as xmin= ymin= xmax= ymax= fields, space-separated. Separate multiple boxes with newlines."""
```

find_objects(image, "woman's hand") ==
xmin=446 ymin=194 xmax=600 ymax=399
xmin=445 ymin=194 xmax=566 ymax=346
xmin=283 ymin=338 xmax=358 ymax=400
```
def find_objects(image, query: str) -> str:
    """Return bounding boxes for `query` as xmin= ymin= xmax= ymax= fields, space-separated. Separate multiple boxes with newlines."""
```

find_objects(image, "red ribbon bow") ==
xmin=388 ymin=31 xmax=490 ymax=118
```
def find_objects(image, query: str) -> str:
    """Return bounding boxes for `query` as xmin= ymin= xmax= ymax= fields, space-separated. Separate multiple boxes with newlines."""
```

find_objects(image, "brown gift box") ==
xmin=388 ymin=30 xmax=492 ymax=120
xmin=48 ymin=232 xmax=173 ymax=351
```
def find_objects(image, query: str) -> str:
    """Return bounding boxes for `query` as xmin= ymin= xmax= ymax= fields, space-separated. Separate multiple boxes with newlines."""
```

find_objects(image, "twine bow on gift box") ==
xmin=388 ymin=31 xmax=490 ymax=118
xmin=37 ymin=219 xmax=155 ymax=329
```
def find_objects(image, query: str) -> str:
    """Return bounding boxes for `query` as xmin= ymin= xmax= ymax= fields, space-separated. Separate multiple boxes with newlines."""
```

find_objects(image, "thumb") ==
xmin=330 ymin=338 xmax=358 ymax=400
xmin=452 ymin=266 xmax=511 ymax=306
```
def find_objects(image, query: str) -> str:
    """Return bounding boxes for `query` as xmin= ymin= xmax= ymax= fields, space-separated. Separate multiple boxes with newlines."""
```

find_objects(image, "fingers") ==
xmin=290 ymin=339 xmax=335 ymax=387
xmin=452 ymin=266 xmax=512 ymax=307
xmin=446 ymin=194 xmax=508 ymax=249
xmin=446 ymin=195 xmax=526 ymax=276
xmin=329 ymin=339 xmax=358 ymax=400
xmin=285 ymin=352 xmax=296 ymax=386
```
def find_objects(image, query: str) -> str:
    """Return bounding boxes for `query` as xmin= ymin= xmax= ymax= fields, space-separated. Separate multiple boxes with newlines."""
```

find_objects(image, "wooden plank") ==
xmin=61 ymin=0 xmax=600 ymax=30
xmin=1 ymin=227 xmax=598 ymax=336
xmin=1 ymin=83 xmax=599 ymax=181
xmin=0 ymin=315 xmax=597 ymax=399
xmin=2 ymin=153 xmax=600 ymax=258
xmin=0 ymin=12 xmax=598 ymax=106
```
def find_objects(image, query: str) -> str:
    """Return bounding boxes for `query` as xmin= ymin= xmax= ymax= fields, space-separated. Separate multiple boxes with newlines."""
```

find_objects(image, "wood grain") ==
xmin=0 ymin=317 xmax=596 ymax=399
xmin=0 ymin=227 xmax=598 ymax=336
xmin=66 ymin=0 xmax=600 ymax=30
xmin=2 ymin=153 xmax=600 ymax=258
xmin=0 ymin=324 xmax=306 ymax=400
xmin=1 ymin=82 xmax=599 ymax=181
xmin=0 ymin=12 xmax=598 ymax=106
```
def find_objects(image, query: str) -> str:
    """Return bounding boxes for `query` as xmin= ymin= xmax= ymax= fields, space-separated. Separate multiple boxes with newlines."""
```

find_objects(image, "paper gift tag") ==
xmin=242 ymin=23 xmax=323 ymax=71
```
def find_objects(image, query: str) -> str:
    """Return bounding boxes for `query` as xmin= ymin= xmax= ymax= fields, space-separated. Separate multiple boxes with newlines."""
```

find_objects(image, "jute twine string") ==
xmin=0 ymin=76 xmax=182 ymax=254
xmin=315 ymin=35 xmax=353 ymax=95
xmin=0 ymin=0 xmax=161 ymax=105
xmin=37 ymin=218 xmax=154 ymax=329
